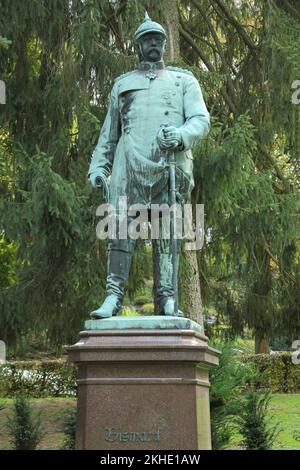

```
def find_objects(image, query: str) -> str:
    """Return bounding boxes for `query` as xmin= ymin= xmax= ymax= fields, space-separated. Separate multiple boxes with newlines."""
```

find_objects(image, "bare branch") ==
xmin=178 ymin=9 xmax=219 ymax=55
xmin=211 ymin=0 xmax=258 ymax=52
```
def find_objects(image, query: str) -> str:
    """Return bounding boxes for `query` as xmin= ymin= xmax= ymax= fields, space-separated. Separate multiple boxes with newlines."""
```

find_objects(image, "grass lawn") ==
xmin=226 ymin=393 xmax=300 ymax=450
xmin=268 ymin=394 xmax=300 ymax=450
xmin=0 ymin=394 xmax=299 ymax=450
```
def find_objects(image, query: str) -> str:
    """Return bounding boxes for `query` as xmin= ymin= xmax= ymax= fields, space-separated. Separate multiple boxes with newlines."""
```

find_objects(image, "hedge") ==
xmin=241 ymin=352 xmax=300 ymax=393
xmin=0 ymin=352 xmax=299 ymax=398
xmin=0 ymin=359 xmax=76 ymax=398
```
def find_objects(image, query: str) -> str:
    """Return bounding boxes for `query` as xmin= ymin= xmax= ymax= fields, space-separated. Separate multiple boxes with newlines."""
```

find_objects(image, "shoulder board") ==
xmin=114 ymin=70 xmax=136 ymax=83
xmin=166 ymin=66 xmax=194 ymax=76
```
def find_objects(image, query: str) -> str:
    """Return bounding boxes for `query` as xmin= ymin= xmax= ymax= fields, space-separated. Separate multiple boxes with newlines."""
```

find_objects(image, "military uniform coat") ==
xmin=88 ymin=61 xmax=210 ymax=208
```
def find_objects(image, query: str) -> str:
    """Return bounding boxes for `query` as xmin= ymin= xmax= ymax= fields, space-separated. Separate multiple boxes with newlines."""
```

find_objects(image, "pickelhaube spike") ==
xmin=134 ymin=11 xmax=167 ymax=41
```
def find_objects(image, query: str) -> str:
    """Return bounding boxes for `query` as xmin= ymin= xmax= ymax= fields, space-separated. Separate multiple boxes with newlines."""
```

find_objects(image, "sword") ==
xmin=167 ymin=147 xmax=179 ymax=316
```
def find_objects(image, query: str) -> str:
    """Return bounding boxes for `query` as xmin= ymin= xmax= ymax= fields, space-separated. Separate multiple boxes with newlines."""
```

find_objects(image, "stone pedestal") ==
xmin=67 ymin=316 xmax=219 ymax=450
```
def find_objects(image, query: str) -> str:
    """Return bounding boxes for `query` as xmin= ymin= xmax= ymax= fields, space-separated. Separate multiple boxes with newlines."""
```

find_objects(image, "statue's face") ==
xmin=138 ymin=32 xmax=166 ymax=62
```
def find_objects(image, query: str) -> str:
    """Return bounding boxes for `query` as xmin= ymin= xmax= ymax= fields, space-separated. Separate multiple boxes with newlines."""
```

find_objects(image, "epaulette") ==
xmin=166 ymin=66 xmax=194 ymax=76
xmin=114 ymin=70 xmax=136 ymax=83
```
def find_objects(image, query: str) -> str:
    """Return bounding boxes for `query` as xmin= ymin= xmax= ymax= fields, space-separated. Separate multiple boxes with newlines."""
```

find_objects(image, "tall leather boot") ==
xmin=153 ymin=237 xmax=183 ymax=317
xmin=90 ymin=239 xmax=136 ymax=319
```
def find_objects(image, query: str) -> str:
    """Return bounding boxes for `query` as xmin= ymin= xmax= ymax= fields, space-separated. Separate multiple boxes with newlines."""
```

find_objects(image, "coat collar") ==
xmin=138 ymin=60 xmax=165 ymax=71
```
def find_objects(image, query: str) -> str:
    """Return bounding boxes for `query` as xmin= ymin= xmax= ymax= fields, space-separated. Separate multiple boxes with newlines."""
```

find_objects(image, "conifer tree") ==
xmin=0 ymin=1 xmax=299 ymax=352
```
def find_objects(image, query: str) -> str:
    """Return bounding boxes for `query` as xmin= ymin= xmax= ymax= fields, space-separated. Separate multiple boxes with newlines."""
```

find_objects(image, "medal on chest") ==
xmin=145 ymin=70 xmax=158 ymax=80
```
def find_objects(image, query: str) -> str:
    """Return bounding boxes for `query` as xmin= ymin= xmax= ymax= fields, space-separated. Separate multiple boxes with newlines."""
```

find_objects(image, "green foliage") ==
xmin=185 ymin=0 xmax=300 ymax=343
xmin=7 ymin=392 xmax=44 ymax=450
xmin=60 ymin=406 xmax=76 ymax=450
xmin=121 ymin=306 xmax=138 ymax=317
xmin=0 ymin=360 xmax=76 ymax=398
xmin=0 ymin=0 xmax=159 ymax=350
xmin=139 ymin=303 xmax=154 ymax=315
xmin=238 ymin=386 xmax=279 ymax=450
xmin=210 ymin=346 xmax=284 ymax=450
xmin=0 ymin=0 xmax=299 ymax=349
xmin=209 ymin=343 xmax=253 ymax=449
xmin=0 ymin=236 xmax=16 ymax=288
xmin=242 ymin=353 xmax=300 ymax=393
xmin=0 ymin=36 xmax=11 ymax=49
xmin=197 ymin=112 xmax=300 ymax=340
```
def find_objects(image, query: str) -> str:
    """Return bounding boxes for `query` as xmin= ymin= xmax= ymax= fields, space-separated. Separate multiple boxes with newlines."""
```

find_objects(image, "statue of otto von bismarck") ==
xmin=87 ymin=13 xmax=210 ymax=319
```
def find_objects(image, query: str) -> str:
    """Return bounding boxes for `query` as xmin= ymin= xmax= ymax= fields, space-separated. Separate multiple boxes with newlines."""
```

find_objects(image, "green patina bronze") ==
xmin=85 ymin=315 xmax=204 ymax=335
xmin=88 ymin=13 xmax=210 ymax=320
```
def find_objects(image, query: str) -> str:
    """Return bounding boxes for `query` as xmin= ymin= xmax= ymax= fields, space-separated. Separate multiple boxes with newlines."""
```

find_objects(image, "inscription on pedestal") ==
xmin=105 ymin=427 xmax=161 ymax=443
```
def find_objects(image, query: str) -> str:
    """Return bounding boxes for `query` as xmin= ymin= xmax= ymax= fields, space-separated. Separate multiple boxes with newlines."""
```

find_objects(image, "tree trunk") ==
xmin=162 ymin=0 xmax=180 ymax=62
xmin=255 ymin=333 xmax=269 ymax=354
xmin=180 ymin=248 xmax=204 ymax=327
xmin=251 ymin=250 xmax=272 ymax=354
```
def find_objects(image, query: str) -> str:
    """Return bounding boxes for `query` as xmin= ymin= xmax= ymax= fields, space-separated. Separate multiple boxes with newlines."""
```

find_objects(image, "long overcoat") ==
xmin=88 ymin=62 xmax=210 ymax=208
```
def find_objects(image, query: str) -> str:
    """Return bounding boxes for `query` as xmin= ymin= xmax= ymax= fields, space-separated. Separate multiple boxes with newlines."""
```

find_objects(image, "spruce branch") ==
xmin=264 ymin=244 xmax=296 ymax=284
xmin=190 ymin=0 xmax=239 ymax=106
xmin=179 ymin=25 xmax=237 ymax=113
xmin=273 ymin=0 xmax=300 ymax=21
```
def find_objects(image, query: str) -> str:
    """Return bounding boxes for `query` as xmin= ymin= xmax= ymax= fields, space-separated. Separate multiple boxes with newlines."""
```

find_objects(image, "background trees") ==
xmin=0 ymin=0 xmax=299 ymax=353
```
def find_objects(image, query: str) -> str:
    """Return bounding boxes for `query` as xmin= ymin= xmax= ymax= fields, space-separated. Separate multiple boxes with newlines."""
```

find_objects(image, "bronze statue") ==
xmin=88 ymin=13 xmax=210 ymax=319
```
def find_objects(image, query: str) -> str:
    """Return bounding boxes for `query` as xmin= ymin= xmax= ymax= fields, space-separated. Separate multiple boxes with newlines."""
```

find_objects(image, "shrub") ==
xmin=0 ymin=359 xmax=76 ymax=398
xmin=7 ymin=393 xmax=44 ymax=450
xmin=121 ymin=307 xmax=139 ymax=317
xmin=139 ymin=303 xmax=154 ymax=315
xmin=209 ymin=343 xmax=254 ymax=449
xmin=241 ymin=352 xmax=300 ymax=393
xmin=60 ymin=407 xmax=77 ymax=450
xmin=238 ymin=385 xmax=279 ymax=450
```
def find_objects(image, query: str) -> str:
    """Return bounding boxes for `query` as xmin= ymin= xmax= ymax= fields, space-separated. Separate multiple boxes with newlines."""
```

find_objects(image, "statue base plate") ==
xmin=85 ymin=315 xmax=204 ymax=334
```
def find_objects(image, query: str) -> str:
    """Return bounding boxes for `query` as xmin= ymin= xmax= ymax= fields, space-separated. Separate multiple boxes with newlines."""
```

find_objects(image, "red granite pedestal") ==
xmin=67 ymin=322 xmax=219 ymax=450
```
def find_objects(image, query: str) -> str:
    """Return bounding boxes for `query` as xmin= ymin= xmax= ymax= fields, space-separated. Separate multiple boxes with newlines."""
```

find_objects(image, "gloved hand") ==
xmin=157 ymin=126 xmax=183 ymax=150
xmin=88 ymin=171 xmax=110 ymax=202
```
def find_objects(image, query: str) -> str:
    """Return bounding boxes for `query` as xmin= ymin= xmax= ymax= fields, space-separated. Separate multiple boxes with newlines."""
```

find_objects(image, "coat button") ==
xmin=164 ymin=111 xmax=169 ymax=115
xmin=125 ymin=129 xmax=130 ymax=134
xmin=175 ymin=82 xmax=180 ymax=86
